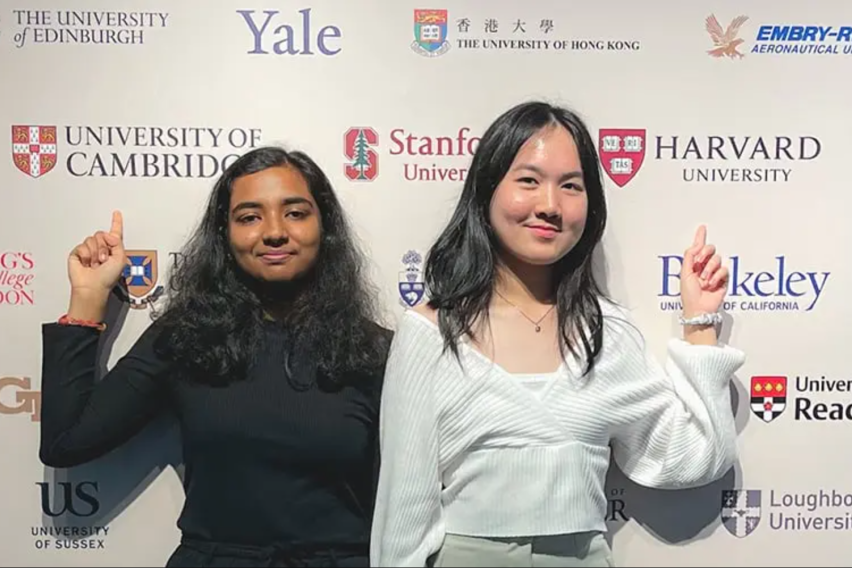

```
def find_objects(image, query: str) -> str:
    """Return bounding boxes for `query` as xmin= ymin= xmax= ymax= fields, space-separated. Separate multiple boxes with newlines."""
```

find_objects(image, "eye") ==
xmin=563 ymin=182 xmax=584 ymax=192
xmin=286 ymin=209 xmax=310 ymax=219
xmin=236 ymin=214 xmax=259 ymax=224
xmin=517 ymin=177 xmax=538 ymax=185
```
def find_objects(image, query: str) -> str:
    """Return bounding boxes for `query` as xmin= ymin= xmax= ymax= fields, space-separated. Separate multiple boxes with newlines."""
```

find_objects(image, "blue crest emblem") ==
xmin=411 ymin=9 xmax=450 ymax=57
xmin=399 ymin=250 xmax=425 ymax=308
xmin=121 ymin=250 xmax=165 ymax=310
xmin=721 ymin=489 xmax=761 ymax=538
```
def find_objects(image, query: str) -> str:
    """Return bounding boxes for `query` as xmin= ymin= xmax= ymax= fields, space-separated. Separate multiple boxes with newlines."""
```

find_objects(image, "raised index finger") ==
xmin=692 ymin=224 xmax=707 ymax=249
xmin=110 ymin=210 xmax=123 ymax=239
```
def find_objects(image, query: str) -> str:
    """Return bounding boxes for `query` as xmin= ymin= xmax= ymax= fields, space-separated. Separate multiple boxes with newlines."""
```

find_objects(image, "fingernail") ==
xmin=701 ymin=270 xmax=709 ymax=279
xmin=100 ymin=252 xmax=106 ymax=261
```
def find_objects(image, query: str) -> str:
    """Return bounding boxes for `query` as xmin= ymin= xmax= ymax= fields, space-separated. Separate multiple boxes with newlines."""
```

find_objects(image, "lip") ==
xmin=258 ymin=251 xmax=295 ymax=264
xmin=526 ymin=225 xmax=560 ymax=239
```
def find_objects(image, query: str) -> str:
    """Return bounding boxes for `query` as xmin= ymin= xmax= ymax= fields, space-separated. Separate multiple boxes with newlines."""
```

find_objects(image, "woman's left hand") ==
xmin=680 ymin=225 xmax=728 ymax=318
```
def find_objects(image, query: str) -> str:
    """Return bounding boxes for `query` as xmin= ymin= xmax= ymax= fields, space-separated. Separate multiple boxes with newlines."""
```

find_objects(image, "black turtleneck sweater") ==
xmin=38 ymin=318 xmax=391 ymax=565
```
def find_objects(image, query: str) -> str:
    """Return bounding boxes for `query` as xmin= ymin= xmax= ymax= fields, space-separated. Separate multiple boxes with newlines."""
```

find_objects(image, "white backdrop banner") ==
xmin=1 ymin=0 xmax=850 ymax=566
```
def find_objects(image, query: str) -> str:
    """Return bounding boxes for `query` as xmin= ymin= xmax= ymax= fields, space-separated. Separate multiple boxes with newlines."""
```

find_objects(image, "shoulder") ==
xmin=385 ymin=306 xmax=445 ymax=360
xmin=597 ymin=296 xmax=634 ymax=327
xmin=592 ymin=296 xmax=651 ymax=362
xmin=590 ymin=296 xmax=645 ymax=351
xmin=362 ymin=317 xmax=395 ymax=345
xmin=412 ymin=302 xmax=439 ymax=325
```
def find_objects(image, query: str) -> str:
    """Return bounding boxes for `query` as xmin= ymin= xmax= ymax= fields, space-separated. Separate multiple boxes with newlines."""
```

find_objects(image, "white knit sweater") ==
xmin=370 ymin=300 xmax=745 ymax=567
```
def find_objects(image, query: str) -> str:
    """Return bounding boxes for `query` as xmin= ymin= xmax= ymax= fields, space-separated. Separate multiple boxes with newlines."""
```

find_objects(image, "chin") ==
xmin=511 ymin=246 xmax=575 ymax=267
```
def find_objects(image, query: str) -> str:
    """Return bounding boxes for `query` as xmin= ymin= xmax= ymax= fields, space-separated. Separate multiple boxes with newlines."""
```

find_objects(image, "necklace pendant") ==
xmin=535 ymin=325 xmax=541 ymax=332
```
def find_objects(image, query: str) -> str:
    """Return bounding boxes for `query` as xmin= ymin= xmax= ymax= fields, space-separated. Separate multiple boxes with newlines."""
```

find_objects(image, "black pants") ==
xmin=166 ymin=537 xmax=369 ymax=567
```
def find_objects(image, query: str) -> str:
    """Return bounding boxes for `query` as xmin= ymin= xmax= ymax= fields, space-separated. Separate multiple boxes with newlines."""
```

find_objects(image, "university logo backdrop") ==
xmin=1 ymin=1 xmax=850 ymax=566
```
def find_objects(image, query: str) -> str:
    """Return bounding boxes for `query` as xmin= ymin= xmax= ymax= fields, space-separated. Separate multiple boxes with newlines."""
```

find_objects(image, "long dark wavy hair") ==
xmin=425 ymin=101 xmax=609 ymax=375
xmin=151 ymin=146 xmax=389 ymax=388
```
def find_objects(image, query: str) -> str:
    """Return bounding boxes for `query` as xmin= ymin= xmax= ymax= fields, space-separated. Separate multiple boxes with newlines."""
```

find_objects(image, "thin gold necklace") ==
xmin=494 ymin=290 xmax=556 ymax=333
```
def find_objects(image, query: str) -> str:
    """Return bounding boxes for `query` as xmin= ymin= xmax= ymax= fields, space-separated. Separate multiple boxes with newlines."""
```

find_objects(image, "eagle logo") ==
xmin=705 ymin=14 xmax=749 ymax=59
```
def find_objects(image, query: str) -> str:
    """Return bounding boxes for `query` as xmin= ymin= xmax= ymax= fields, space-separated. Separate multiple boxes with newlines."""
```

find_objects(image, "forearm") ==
xmin=39 ymin=322 xmax=168 ymax=467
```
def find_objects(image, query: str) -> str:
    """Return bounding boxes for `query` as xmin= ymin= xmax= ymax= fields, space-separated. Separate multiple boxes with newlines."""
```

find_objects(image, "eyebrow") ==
xmin=231 ymin=197 xmax=314 ymax=214
xmin=513 ymin=164 xmax=583 ymax=183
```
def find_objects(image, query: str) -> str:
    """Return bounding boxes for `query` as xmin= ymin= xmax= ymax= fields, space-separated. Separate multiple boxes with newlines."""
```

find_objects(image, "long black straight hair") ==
xmin=424 ymin=101 xmax=609 ymax=375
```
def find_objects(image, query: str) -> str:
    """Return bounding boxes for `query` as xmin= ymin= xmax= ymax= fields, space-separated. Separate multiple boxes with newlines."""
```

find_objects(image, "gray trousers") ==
xmin=429 ymin=531 xmax=615 ymax=567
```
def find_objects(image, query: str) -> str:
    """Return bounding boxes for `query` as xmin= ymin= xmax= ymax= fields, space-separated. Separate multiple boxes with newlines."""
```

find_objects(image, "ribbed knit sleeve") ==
xmin=370 ymin=312 xmax=445 ymax=567
xmin=603 ymin=310 xmax=746 ymax=489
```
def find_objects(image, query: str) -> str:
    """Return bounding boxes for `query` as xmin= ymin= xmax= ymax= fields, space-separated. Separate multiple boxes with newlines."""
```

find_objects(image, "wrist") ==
xmin=68 ymin=289 xmax=110 ymax=321
xmin=679 ymin=311 xmax=721 ymax=346
xmin=683 ymin=324 xmax=718 ymax=346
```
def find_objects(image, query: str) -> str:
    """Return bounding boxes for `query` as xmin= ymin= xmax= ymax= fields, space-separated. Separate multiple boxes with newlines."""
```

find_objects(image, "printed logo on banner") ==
xmin=597 ymin=129 xmax=822 ymax=187
xmin=721 ymin=489 xmax=761 ymax=538
xmin=705 ymin=14 xmax=749 ymax=59
xmin=9 ymin=9 xmax=169 ymax=48
xmin=237 ymin=8 xmax=342 ymax=56
xmin=399 ymin=250 xmax=425 ymax=308
xmin=606 ymin=488 xmax=630 ymax=524
xmin=598 ymin=129 xmax=645 ymax=188
xmin=12 ymin=125 xmax=57 ymax=178
xmin=0 ymin=376 xmax=40 ymax=422
xmin=344 ymin=128 xmax=379 ymax=181
xmin=119 ymin=250 xmax=164 ymax=309
xmin=0 ymin=251 xmax=35 ymax=306
xmin=342 ymin=126 xmax=478 ymax=183
xmin=703 ymin=13 xmax=852 ymax=58
xmin=723 ymin=487 xmax=852 ymax=535
xmin=775 ymin=375 xmax=852 ymax=423
xmin=657 ymin=254 xmax=830 ymax=313
xmin=450 ymin=14 xmax=640 ymax=53
xmin=411 ymin=9 xmax=451 ymax=57
xmin=32 ymin=482 xmax=109 ymax=551
xmin=9 ymin=124 xmax=263 ymax=179
xmin=750 ymin=375 xmax=787 ymax=423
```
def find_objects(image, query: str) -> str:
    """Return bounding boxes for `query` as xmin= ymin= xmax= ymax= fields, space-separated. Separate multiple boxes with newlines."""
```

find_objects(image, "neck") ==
xmin=252 ymin=279 xmax=309 ymax=321
xmin=494 ymin=252 xmax=554 ymax=307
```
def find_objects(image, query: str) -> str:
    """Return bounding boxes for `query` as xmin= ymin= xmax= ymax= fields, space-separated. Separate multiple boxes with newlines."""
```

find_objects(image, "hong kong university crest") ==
xmin=411 ymin=9 xmax=450 ymax=57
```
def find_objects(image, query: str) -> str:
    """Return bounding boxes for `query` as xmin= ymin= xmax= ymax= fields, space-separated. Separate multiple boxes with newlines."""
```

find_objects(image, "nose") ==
xmin=261 ymin=215 xmax=289 ymax=245
xmin=535 ymin=183 xmax=561 ymax=220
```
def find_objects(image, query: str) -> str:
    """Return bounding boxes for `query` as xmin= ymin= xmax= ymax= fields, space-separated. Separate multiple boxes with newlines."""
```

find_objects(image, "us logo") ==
xmin=399 ymin=250 xmax=425 ymax=308
xmin=12 ymin=125 xmax=58 ymax=178
xmin=344 ymin=127 xmax=379 ymax=182
xmin=598 ymin=129 xmax=645 ymax=188
xmin=721 ymin=489 xmax=761 ymax=538
xmin=750 ymin=375 xmax=787 ymax=423
xmin=411 ymin=9 xmax=450 ymax=57
xmin=120 ymin=250 xmax=165 ymax=309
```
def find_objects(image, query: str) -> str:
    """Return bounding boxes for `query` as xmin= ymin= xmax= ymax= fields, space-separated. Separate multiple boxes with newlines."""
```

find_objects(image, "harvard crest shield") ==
xmin=598 ymin=129 xmax=645 ymax=188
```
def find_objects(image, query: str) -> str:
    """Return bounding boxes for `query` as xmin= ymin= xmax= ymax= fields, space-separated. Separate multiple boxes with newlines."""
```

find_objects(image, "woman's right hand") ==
xmin=66 ymin=211 xmax=126 ymax=321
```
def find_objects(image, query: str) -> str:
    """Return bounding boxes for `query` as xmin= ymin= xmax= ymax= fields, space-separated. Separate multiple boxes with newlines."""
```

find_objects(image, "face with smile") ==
xmin=488 ymin=124 xmax=588 ymax=267
xmin=227 ymin=165 xmax=322 ymax=283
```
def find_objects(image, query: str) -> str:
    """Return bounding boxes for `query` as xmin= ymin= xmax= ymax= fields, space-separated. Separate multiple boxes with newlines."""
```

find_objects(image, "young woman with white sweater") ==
xmin=370 ymin=100 xmax=745 ymax=567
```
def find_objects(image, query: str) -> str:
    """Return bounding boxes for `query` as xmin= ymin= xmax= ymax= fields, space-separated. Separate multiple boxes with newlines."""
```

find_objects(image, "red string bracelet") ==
xmin=58 ymin=314 xmax=107 ymax=332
